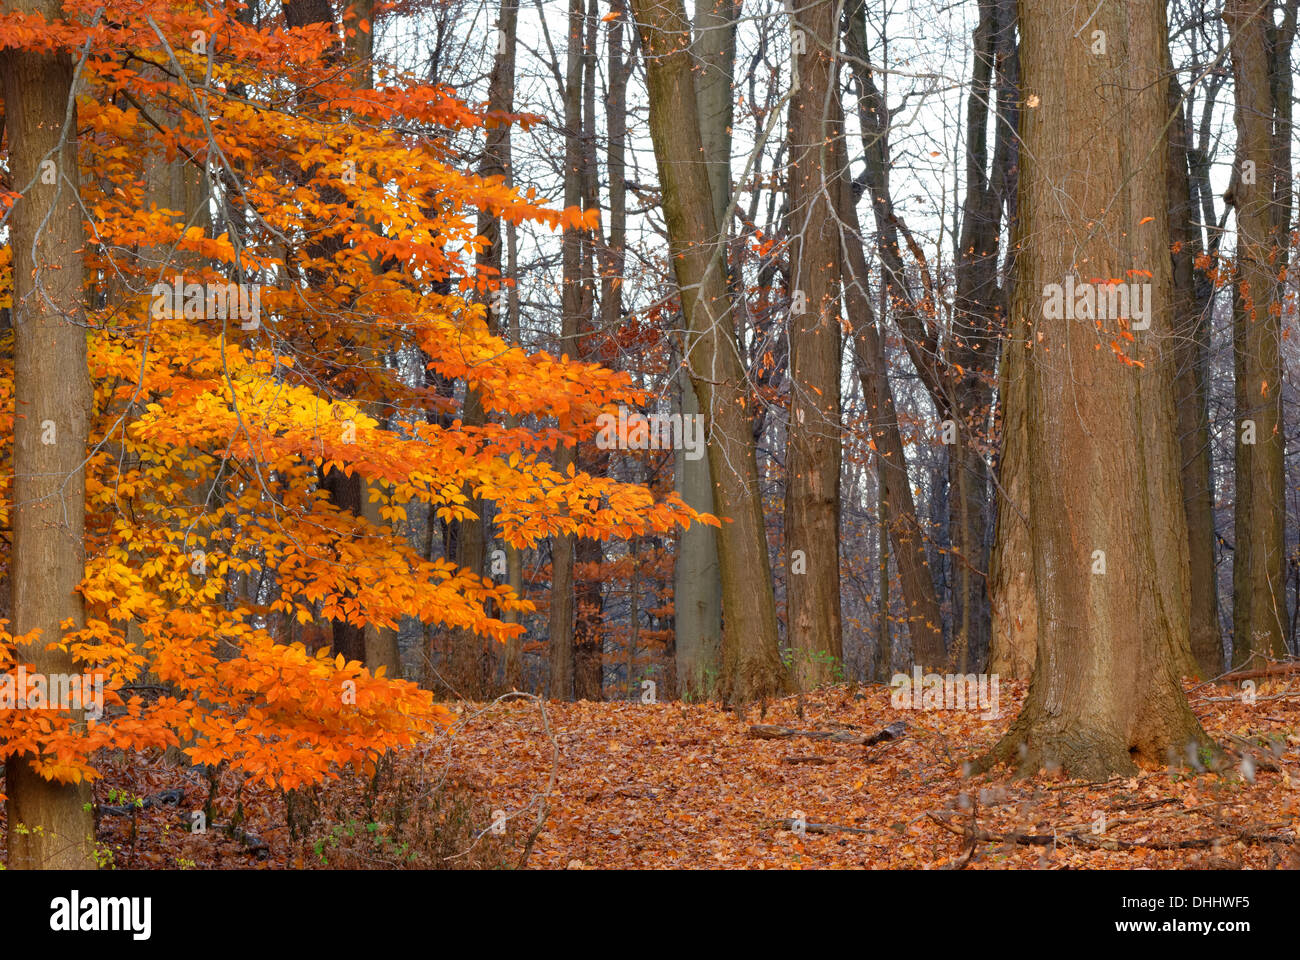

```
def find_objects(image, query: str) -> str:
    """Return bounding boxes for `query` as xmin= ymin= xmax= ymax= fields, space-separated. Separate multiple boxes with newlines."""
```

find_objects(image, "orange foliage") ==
xmin=0 ymin=0 xmax=708 ymax=791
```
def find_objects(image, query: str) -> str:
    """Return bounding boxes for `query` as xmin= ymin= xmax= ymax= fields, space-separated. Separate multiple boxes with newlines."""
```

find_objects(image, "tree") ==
xmin=573 ymin=0 xmax=607 ymax=702
xmin=1166 ymin=59 xmax=1221 ymax=679
xmin=945 ymin=0 xmax=1015 ymax=674
xmin=1226 ymin=0 xmax=1294 ymax=668
xmin=548 ymin=0 xmax=588 ymax=700
xmin=840 ymin=1 xmax=947 ymax=669
xmin=673 ymin=0 xmax=731 ymax=700
xmin=0 ymin=1 xmax=705 ymax=861
xmin=2 ymin=0 xmax=96 ymax=868
xmin=630 ymin=0 xmax=786 ymax=704
xmin=980 ymin=0 xmax=1210 ymax=778
xmin=784 ymin=0 xmax=843 ymax=688
xmin=832 ymin=131 xmax=945 ymax=684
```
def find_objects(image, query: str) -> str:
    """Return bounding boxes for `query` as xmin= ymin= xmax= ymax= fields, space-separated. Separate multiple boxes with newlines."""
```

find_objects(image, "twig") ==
xmin=748 ymin=721 xmax=905 ymax=746
xmin=771 ymin=817 xmax=873 ymax=835
xmin=927 ymin=810 xmax=1296 ymax=850
xmin=517 ymin=696 xmax=559 ymax=870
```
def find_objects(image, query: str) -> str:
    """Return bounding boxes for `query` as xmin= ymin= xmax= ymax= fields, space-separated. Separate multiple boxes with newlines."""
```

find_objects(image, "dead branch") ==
xmin=782 ymin=755 xmax=835 ymax=765
xmin=927 ymin=810 xmax=1296 ymax=851
xmin=772 ymin=817 xmax=873 ymax=835
xmin=1209 ymin=661 xmax=1300 ymax=684
xmin=749 ymin=720 xmax=905 ymax=746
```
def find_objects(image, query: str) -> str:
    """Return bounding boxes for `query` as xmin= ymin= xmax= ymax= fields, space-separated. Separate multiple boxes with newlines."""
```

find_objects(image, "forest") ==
xmin=0 ymin=0 xmax=1298 ymax=892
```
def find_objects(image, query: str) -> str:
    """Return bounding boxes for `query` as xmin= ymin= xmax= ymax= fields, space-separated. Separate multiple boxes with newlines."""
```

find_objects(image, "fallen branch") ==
xmin=97 ymin=788 xmax=185 ymax=817
xmin=773 ymin=818 xmax=873 ymax=835
xmin=749 ymin=720 xmax=905 ymax=746
xmin=1191 ymin=690 xmax=1300 ymax=705
xmin=169 ymin=816 xmax=269 ymax=858
xmin=927 ymin=810 xmax=1296 ymax=851
xmin=222 ymin=822 xmax=270 ymax=858
xmin=1213 ymin=661 xmax=1300 ymax=683
xmin=1224 ymin=733 xmax=1283 ymax=772
xmin=517 ymin=695 xmax=559 ymax=870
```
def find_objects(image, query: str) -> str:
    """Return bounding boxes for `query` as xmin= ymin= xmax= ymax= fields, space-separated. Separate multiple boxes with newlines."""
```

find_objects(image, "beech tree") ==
xmin=980 ymin=0 xmax=1211 ymax=777
xmin=0 ymin=0 xmax=705 ymax=868
xmin=785 ymin=0 xmax=843 ymax=687
xmin=631 ymin=0 xmax=786 ymax=704
xmin=1226 ymin=0 xmax=1294 ymax=668
xmin=2 ymin=0 xmax=96 ymax=869
xmin=672 ymin=0 xmax=731 ymax=699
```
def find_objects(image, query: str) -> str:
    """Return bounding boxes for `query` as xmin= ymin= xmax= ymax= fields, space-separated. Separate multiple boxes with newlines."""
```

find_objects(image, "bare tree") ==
xmin=785 ymin=0 xmax=844 ymax=687
xmin=1227 ymin=0 xmax=1294 ymax=668
xmin=631 ymin=0 xmax=787 ymax=704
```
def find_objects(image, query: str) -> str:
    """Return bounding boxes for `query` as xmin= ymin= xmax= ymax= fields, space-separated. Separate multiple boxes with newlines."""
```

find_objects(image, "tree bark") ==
xmin=2 ymin=8 xmax=96 ymax=867
xmin=502 ymin=218 xmax=526 ymax=690
xmin=548 ymin=0 xmax=587 ymax=700
xmin=978 ymin=0 xmax=1210 ymax=778
xmin=947 ymin=0 xmax=1010 ymax=674
xmin=672 ymin=0 xmax=730 ymax=700
xmin=630 ymin=0 xmax=786 ymax=705
xmin=785 ymin=0 xmax=843 ymax=687
xmin=318 ymin=466 xmax=368 ymax=665
xmin=1167 ymin=67 xmax=1221 ymax=678
xmin=573 ymin=0 xmax=605 ymax=701
xmin=1227 ymin=0 xmax=1292 ymax=668
xmin=988 ymin=326 xmax=1037 ymax=679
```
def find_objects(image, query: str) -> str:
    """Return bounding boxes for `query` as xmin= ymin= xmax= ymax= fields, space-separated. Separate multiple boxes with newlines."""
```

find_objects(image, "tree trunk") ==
xmin=833 ymin=134 xmax=946 ymax=671
xmin=284 ymin=0 xmax=384 ymax=672
xmin=1167 ymin=67 xmax=1221 ymax=678
xmin=631 ymin=0 xmax=786 ymax=705
xmin=672 ymin=0 xmax=730 ymax=700
xmin=875 ymin=478 xmax=891 ymax=682
xmin=548 ymin=0 xmax=587 ymax=700
xmin=1227 ymin=0 xmax=1291 ymax=668
xmin=502 ymin=218 xmax=526 ymax=691
xmin=318 ymin=466 xmax=368 ymax=665
xmin=485 ymin=2 xmax=526 ymax=692
xmin=947 ymin=0 xmax=1009 ymax=674
xmin=348 ymin=0 xmax=407 ymax=682
xmin=2 ymin=10 xmax=96 ymax=867
xmin=988 ymin=329 xmax=1037 ymax=679
xmin=674 ymin=364 xmax=723 ymax=695
xmin=784 ymin=0 xmax=844 ymax=688
xmin=840 ymin=1 xmax=950 ymax=670
xmin=979 ymin=0 xmax=1210 ymax=778
xmin=573 ymin=0 xmax=605 ymax=701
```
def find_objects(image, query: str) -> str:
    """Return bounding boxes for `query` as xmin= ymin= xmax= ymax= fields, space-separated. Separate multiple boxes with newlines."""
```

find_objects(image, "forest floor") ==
xmin=6 ymin=677 xmax=1300 ymax=869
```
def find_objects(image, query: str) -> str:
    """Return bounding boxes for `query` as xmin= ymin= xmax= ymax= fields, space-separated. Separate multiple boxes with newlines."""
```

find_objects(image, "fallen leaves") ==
xmin=5 ymin=678 xmax=1298 ymax=870
xmin=453 ymin=680 xmax=1300 ymax=869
